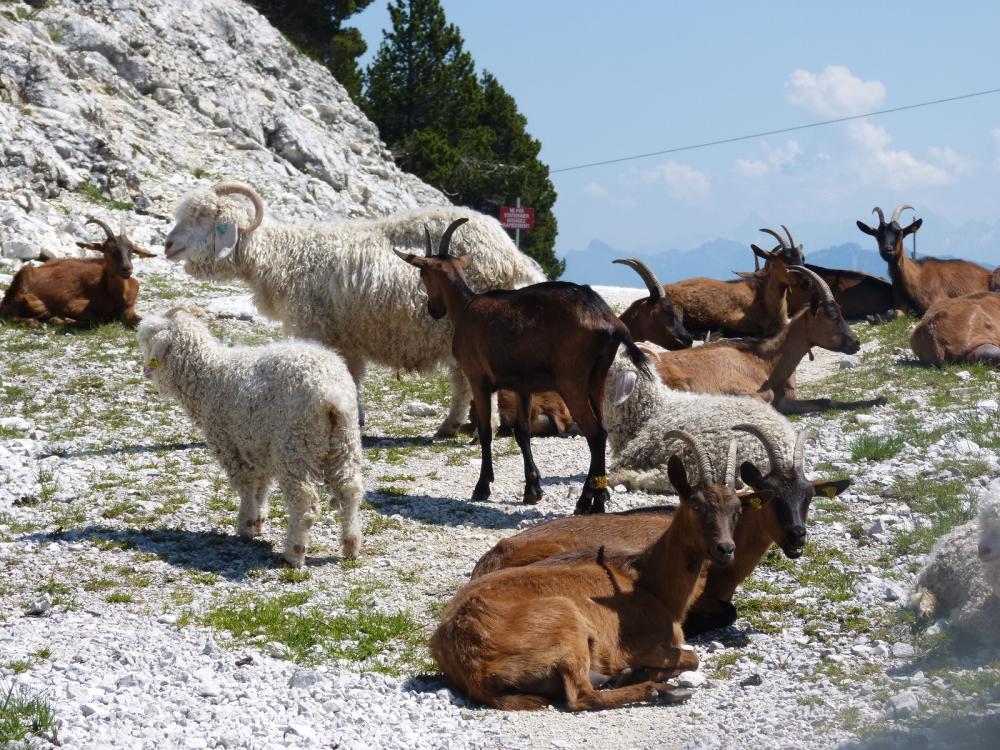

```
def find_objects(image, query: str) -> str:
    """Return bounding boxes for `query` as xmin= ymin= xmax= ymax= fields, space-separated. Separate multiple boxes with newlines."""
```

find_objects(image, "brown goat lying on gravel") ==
xmin=642 ymin=266 xmax=886 ymax=414
xmin=0 ymin=217 xmax=154 ymax=328
xmin=910 ymin=292 xmax=1000 ymax=366
xmin=431 ymin=432 xmax=752 ymax=710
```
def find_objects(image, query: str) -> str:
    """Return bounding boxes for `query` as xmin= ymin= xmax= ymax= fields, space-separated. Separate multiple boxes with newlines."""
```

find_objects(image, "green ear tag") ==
xmin=825 ymin=486 xmax=837 ymax=498
xmin=749 ymin=496 xmax=762 ymax=510
xmin=148 ymin=357 xmax=162 ymax=370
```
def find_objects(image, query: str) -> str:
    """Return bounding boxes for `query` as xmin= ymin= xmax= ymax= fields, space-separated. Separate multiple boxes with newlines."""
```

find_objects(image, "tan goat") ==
xmin=431 ymin=432 xmax=759 ymax=711
xmin=644 ymin=266 xmax=885 ymax=414
xmin=910 ymin=292 xmax=1000 ymax=367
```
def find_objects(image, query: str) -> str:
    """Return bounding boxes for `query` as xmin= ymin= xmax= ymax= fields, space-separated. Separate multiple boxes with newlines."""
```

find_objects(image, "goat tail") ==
xmin=617 ymin=328 xmax=654 ymax=380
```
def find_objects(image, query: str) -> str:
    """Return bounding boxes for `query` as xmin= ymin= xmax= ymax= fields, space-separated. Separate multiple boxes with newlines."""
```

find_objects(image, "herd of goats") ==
xmin=2 ymin=186 xmax=999 ymax=711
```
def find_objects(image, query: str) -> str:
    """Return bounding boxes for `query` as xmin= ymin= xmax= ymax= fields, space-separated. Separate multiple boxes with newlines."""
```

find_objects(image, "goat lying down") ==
xmin=137 ymin=308 xmax=364 ymax=567
xmin=910 ymin=292 xmax=1000 ymax=367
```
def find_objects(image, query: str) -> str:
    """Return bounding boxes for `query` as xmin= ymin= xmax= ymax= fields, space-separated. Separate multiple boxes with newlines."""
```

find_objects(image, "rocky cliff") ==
xmin=0 ymin=0 xmax=444 ymax=260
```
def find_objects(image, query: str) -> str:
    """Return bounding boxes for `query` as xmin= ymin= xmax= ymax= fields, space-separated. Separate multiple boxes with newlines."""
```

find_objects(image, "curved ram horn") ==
xmin=891 ymin=203 xmax=915 ymax=225
xmin=759 ymin=227 xmax=788 ymax=249
xmin=423 ymin=225 xmax=433 ymax=257
xmin=613 ymin=258 xmax=666 ymax=300
xmin=85 ymin=216 xmax=116 ymax=242
xmin=871 ymin=206 xmax=886 ymax=225
xmin=213 ymin=182 xmax=265 ymax=234
xmin=664 ymin=429 xmax=714 ymax=485
xmin=793 ymin=429 xmax=817 ymax=473
xmin=723 ymin=439 xmax=739 ymax=488
xmin=732 ymin=423 xmax=785 ymax=472
xmin=438 ymin=217 xmax=469 ymax=257
xmin=789 ymin=265 xmax=835 ymax=304
xmin=782 ymin=225 xmax=797 ymax=250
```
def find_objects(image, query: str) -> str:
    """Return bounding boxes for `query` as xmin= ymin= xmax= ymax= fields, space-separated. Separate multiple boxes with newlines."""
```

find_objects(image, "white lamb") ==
xmin=603 ymin=352 xmax=798 ymax=492
xmin=910 ymin=481 xmax=1000 ymax=645
xmin=137 ymin=309 xmax=363 ymax=567
xmin=163 ymin=182 xmax=545 ymax=437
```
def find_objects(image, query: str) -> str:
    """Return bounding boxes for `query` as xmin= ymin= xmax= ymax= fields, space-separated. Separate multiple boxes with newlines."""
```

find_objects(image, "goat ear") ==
xmin=610 ymin=370 xmax=637 ymax=405
xmin=131 ymin=245 xmax=157 ymax=259
xmin=739 ymin=460 xmax=764 ymax=487
xmin=750 ymin=244 xmax=772 ymax=262
xmin=214 ymin=222 xmax=239 ymax=259
xmin=903 ymin=218 xmax=923 ymax=236
xmin=667 ymin=455 xmax=691 ymax=498
xmin=856 ymin=221 xmax=877 ymax=236
xmin=739 ymin=489 xmax=774 ymax=510
xmin=812 ymin=478 xmax=851 ymax=499
xmin=76 ymin=241 xmax=105 ymax=252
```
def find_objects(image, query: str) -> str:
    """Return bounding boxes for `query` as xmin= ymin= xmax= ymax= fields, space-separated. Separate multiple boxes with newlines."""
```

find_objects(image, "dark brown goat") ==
xmin=787 ymin=264 xmax=894 ymax=320
xmin=657 ymin=227 xmax=803 ymax=337
xmin=644 ymin=266 xmax=886 ymax=414
xmin=471 ymin=427 xmax=851 ymax=637
xmin=431 ymin=432 xmax=744 ymax=710
xmin=396 ymin=219 xmax=651 ymax=513
xmin=857 ymin=204 xmax=998 ymax=315
xmin=0 ymin=218 xmax=153 ymax=328
xmin=614 ymin=258 xmax=694 ymax=349
xmin=910 ymin=292 xmax=1000 ymax=367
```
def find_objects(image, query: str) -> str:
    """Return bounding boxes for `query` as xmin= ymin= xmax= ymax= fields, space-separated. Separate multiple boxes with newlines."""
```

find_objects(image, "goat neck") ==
xmin=633 ymin=502 xmax=707 ymax=621
xmin=699 ymin=499 xmax=780 ymax=605
xmin=755 ymin=307 xmax=815 ymax=393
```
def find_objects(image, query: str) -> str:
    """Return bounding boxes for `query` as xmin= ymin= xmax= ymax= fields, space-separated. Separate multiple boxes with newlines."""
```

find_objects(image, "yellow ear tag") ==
xmin=825 ymin=487 xmax=837 ymax=498
xmin=148 ymin=357 xmax=162 ymax=370
xmin=749 ymin=496 xmax=762 ymax=510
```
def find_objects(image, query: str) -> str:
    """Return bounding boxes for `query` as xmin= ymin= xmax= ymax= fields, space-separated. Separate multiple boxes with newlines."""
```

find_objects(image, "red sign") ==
xmin=500 ymin=206 xmax=535 ymax=230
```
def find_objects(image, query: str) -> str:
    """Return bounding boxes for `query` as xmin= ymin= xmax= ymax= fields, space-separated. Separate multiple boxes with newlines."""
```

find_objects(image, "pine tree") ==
xmin=246 ymin=1 xmax=374 ymax=100
xmin=364 ymin=0 xmax=563 ymax=278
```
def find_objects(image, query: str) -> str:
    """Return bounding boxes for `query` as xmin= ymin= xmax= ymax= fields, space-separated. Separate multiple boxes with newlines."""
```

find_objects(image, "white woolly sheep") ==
xmin=163 ymin=182 xmax=545 ymax=437
xmin=603 ymin=349 xmax=798 ymax=494
xmin=137 ymin=309 xmax=363 ymax=567
xmin=911 ymin=481 xmax=1000 ymax=645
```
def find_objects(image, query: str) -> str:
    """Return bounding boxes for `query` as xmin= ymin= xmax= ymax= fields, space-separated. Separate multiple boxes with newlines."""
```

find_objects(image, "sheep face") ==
xmin=137 ymin=315 xmax=181 ymax=396
xmin=164 ymin=185 xmax=260 ymax=278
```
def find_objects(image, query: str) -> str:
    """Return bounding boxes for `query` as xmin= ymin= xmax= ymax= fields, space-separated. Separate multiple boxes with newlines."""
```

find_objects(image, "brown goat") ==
xmin=431 ymin=432 xmax=750 ymax=710
xmin=643 ymin=267 xmax=885 ymax=414
xmin=613 ymin=258 xmax=694 ymax=349
xmin=396 ymin=219 xmax=651 ymax=513
xmin=655 ymin=227 xmax=803 ymax=338
xmin=910 ymin=292 xmax=1000 ymax=367
xmin=857 ymin=204 xmax=998 ymax=315
xmin=0 ymin=218 xmax=153 ymax=328
xmin=787 ymin=264 xmax=894 ymax=320
xmin=472 ymin=426 xmax=851 ymax=637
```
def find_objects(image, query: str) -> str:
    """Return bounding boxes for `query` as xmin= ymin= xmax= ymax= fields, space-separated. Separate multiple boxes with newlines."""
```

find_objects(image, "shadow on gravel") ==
xmin=361 ymin=435 xmax=434 ymax=449
xmin=839 ymin=712 xmax=1000 ymax=750
xmin=366 ymin=492 xmax=547 ymax=530
xmin=32 ymin=525 xmax=281 ymax=580
xmin=42 ymin=441 xmax=208 ymax=459
xmin=402 ymin=674 xmax=449 ymax=695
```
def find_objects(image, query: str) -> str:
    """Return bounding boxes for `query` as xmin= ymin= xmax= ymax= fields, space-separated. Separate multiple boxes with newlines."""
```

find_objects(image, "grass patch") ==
xmin=851 ymin=433 xmax=904 ymax=462
xmin=202 ymin=591 xmax=424 ymax=673
xmin=278 ymin=568 xmax=311 ymax=584
xmin=106 ymin=592 xmax=133 ymax=604
xmin=365 ymin=513 xmax=403 ymax=536
xmin=76 ymin=180 xmax=132 ymax=211
xmin=0 ymin=683 xmax=58 ymax=749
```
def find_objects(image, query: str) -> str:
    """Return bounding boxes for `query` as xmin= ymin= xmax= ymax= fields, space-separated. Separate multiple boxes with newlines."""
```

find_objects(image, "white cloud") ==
xmin=641 ymin=161 xmax=711 ymax=201
xmin=736 ymin=140 xmax=801 ymax=177
xmin=848 ymin=122 xmax=952 ymax=189
xmin=786 ymin=65 xmax=885 ymax=117
xmin=928 ymin=146 xmax=973 ymax=176
xmin=583 ymin=182 xmax=609 ymax=198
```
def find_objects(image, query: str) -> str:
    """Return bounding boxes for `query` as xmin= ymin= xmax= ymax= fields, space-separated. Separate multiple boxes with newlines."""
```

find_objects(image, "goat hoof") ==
xmin=434 ymin=423 xmax=460 ymax=439
xmin=471 ymin=485 xmax=491 ymax=503
xmin=522 ymin=488 xmax=543 ymax=505
xmin=653 ymin=686 xmax=694 ymax=705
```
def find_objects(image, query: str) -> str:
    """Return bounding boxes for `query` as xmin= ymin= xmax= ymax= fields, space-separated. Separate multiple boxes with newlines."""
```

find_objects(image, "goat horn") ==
xmin=723 ymin=439 xmax=739 ymax=488
xmin=732 ymin=423 xmax=785 ymax=472
xmin=423 ymin=225 xmax=433 ymax=257
xmin=871 ymin=206 xmax=886 ymax=225
xmin=213 ymin=182 xmax=264 ymax=234
xmin=613 ymin=258 xmax=666 ymax=300
xmin=759 ymin=228 xmax=788 ymax=249
xmin=793 ymin=429 xmax=817 ymax=473
xmin=789 ymin=265 xmax=835 ymax=304
xmin=781 ymin=225 xmax=798 ymax=251
xmin=85 ymin=216 xmax=115 ymax=242
xmin=890 ymin=204 xmax=915 ymax=225
xmin=438 ymin=217 xmax=469 ymax=257
xmin=664 ymin=429 xmax=714 ymax=485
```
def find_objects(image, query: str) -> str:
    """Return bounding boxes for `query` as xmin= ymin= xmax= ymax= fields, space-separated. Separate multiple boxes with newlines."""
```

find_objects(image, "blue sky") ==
xmin=353 ymin=1 xmax=1000 ymax=259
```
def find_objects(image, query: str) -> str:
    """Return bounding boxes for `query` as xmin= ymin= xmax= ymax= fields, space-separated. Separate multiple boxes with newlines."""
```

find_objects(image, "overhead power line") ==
xmin=550 ymin=86 xmax=1000 ymax=174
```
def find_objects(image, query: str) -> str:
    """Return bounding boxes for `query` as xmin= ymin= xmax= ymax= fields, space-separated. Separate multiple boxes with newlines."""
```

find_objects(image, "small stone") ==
xmin=25 ymin=594 xmax=52 ymax=617
xmin=288 ymin=669 xmax=323 ymax=690
xmin=402 ymin=400 xmax=437 ymax=417
xmin=956 ymin=370 xmax=972 ymax=381
xmin=891 ymin=642 xmax=915 ymax=658
xmin=854 ymin=414 xmax=878 ymax=425
xmin=80 ymin=703 xmax=99 ymax=717
xmin=739 ymin=673 xmax=763 ymax=687
xmin=264 ymin=642 xmax=293 ymax=659
xmin=707 ymin=641 xmax=724 ymax=653
xmin=676 ymin=670 xmax=706 ymax=688
xmin=839 ymin=355 xmax=859 ymax=369
xmin=888 ymin=690 xmax=919 ymax=718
